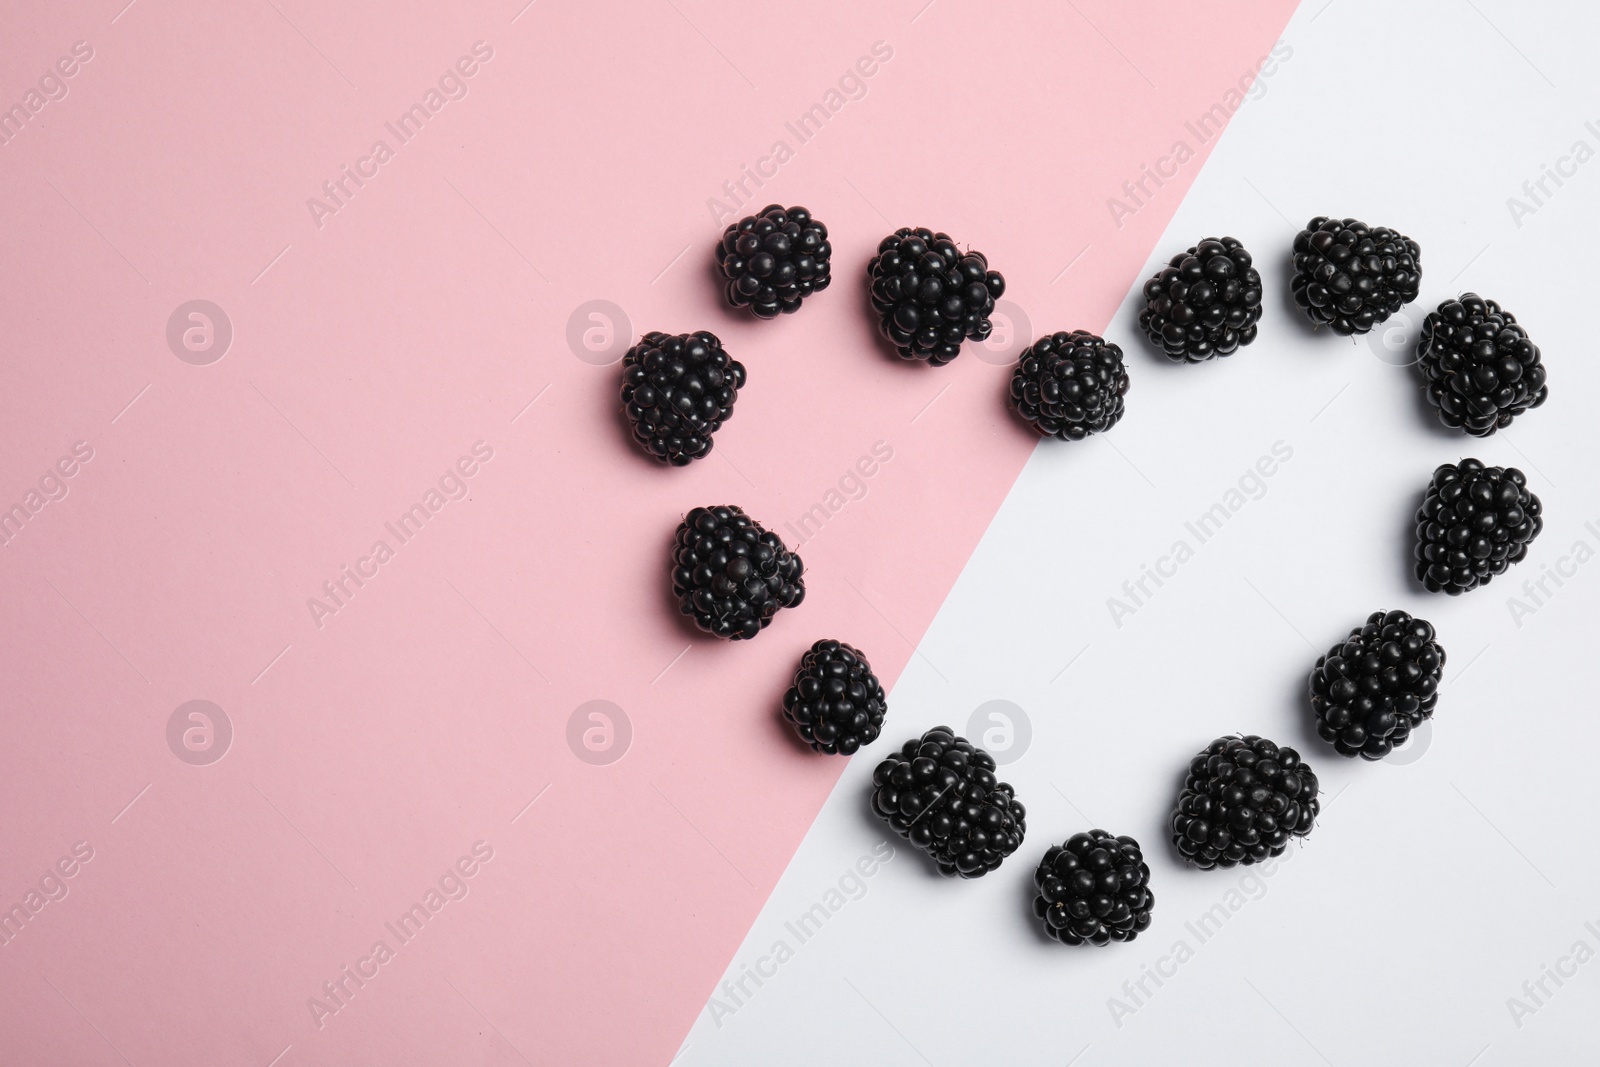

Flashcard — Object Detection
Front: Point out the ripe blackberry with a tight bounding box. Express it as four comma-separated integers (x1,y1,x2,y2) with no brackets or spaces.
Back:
1417,293,1548,436
1415,459,1542,595
782,640,886,755
1009,331,1130,440
1033,831,1153,946
620,331,745,465
1171,735,1319,870
716,205,832,318
1138,237,1263,362
1291,217,1421,335
1310,611,1445,760
671,506,804,640
871,726,1026,878
867,227,1005,366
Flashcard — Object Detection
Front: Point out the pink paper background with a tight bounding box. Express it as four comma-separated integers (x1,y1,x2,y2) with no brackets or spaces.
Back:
0,1,1296,1062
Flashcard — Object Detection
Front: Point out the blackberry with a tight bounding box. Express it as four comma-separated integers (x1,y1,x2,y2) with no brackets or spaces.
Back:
1171,735,1319,870
620,331,745,465
1310,611,1444,760
671,506,804,640
871,726,1026,878
782,640,886,755
1138,237,1263,362
1009,331,1130,440
1033,831,1153,946
1291,217,1421,335
867,227,1005,366
1417,293,1548,436
716,205,832,318
1415,459,1542,595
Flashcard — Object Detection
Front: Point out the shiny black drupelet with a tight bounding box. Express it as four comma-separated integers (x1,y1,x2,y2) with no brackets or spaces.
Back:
872,726,1026,878
867,227,1005,365
1417,293,1548,436
1291,216,1421,335
1310,610,1445,761
1009,330,1130,440
1414,459,1542,595
716,205,832,318
670,506,804,640
621,331,744,466
1138,236,1263,362
1033,830,1154,946
782,639,886,755
1171,735,1319,870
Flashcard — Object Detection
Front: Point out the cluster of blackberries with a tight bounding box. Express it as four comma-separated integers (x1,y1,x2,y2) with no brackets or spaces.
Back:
1290,217,1422,335
1033,831,1153,945
716,204,832,318
1138,236,1263,363
670,506,805,640
1131,219,1417,362
782,640,886,755
617,199,1560,958
867,227,1007,365
1418,293,1548,436
865,726,1164,946
1171,736,1321,870
1131,219,1551,439
1010,331,1130,440
1310,610,1444,760
871,726,1026,878
621,331,744,465
1415,459,1543,595
623,207,1019,470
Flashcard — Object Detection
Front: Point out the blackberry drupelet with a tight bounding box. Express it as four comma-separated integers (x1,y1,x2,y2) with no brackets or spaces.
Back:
1414,459,1543,595
867,227,1005,366
1033,830,1153,946
1417,293,1548,436
1171,735,1319,870
871,726,1026,878
670,506,804,640
1010,330,1130,440
1310,610,1445,760
620,331,745,466
716,205,832,318
782,639,886,755
1138,237,1263,362
1291,217,1421,335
